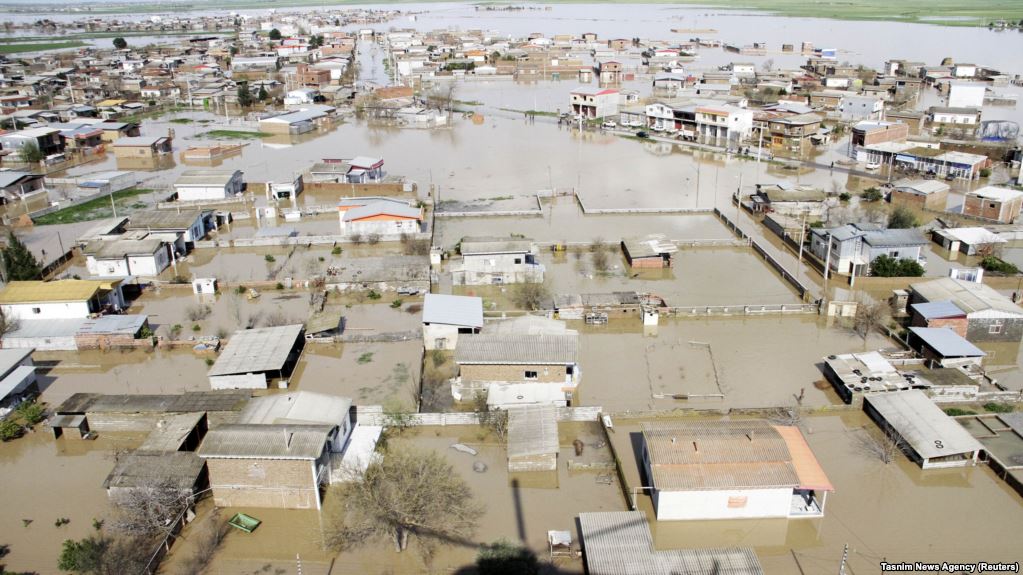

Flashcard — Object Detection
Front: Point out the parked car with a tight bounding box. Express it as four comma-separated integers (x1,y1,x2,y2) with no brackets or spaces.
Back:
865,161,882,171
636,131,649,139
602,121,617,129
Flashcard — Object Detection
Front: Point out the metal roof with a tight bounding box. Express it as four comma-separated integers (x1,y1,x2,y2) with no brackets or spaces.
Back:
911,301,966,320
137,412,206,452
911,278,1023,317
103,451,205,490
197,423,332,459
862,228,927,248
460,236,534,256
208,324,304,377
55,390,250,415
174,169,241,188
622,235,677,259
422,293,483,328
641,420,831,491
578,511,764,575
934,227,1006,246
0,171,41,189
0,279,116,304
0,365,36,400
126,209,205,231
893,179,951,195
0,348,33,377
77,314,148,335
967,186,1023,202
909,327,985,358
455,334,578,365
238,391,351,426
865,390,983,460
342,201,421,222
329,256,430,283
507,404,558,459
112,136,166,147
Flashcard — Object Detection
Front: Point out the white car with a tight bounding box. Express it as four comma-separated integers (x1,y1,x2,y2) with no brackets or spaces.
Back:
865,161,882,171
602,121,617,129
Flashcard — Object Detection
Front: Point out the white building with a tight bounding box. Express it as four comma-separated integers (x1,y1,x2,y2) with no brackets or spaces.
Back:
284,88,318,106
569,87,619,119
0,279,126,320
336,197,423,237
422,293,483,351
452,236,545,286
947,82,986,108
642,420,833,521
84,239,172,278
173,169,244,202
695,105,753,147
838,94,884,121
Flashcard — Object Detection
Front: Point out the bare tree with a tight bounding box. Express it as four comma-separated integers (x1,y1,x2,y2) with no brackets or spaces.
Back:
108,480,191,539
177,509,227,575
185,304,212,322
854,296,890,342
400,233,431,256
324,448,483,553
472,392,508,440
591,239,610,272
854,423,905,464
511,281,550,311
0,310,20,340
261,309,293,328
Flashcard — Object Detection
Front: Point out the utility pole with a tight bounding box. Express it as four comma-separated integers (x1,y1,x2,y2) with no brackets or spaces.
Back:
796,209,807,278
823,231,832,305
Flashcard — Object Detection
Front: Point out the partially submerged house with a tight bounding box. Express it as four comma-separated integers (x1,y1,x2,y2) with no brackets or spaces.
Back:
111,135,173,159
910,278,1023,342
0,348,37,419
889,179,949,211
809,223,927,276
83,238,172,277
907,327,986,368
578,511,764,575
863,390,983,469
621,235,676,268
173,169,244,202
452,333,580,406
931,227,1006,256
452,236,545,285
421,293,483,351
207,325,306,389
336,197,422,237
641,420,833,521
49,390,249,437
962,186,1023,224
750,184,826,217
0,279,126,320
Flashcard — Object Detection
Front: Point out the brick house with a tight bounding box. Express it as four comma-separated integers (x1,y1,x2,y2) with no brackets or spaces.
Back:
962,186,1023,223
910,278,1023,343
850,121,908,159
451,333,580,405
909,301,968,338
889,179,949,211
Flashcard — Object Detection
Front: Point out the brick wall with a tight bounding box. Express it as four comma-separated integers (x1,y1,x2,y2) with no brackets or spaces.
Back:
963,195,1022,223
206,458,320,509
460,363,569,384
911,315,968,338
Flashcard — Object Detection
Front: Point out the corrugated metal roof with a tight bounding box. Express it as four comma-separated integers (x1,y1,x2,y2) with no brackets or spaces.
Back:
0,365,35,399
0,348,33,376
909,327,985,358
103,451,205,490
174,169,241,188
863,228,927,248
865,390,983,460
774,425,834,491
507,404,558,459
77,314,148,335
84,238,164,258
455,334,578,365
911,301,966,320
197,423,332,459
138,412,206,452
642,420,803,490
208,325,304,377
126,209,205,231
578,511,764,575
342,201,421,222
56,390,249,415
911,278,1023,317
422,293,483,328
238,391,351,426
460,236,534,255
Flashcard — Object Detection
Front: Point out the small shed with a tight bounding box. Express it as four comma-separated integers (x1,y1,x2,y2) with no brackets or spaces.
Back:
907,327,985,368
621,235,677,268
421,293,483,350
208,325,305,389
507,404,559,472
910,301,968,337
863,390,983,469
103,451,207,499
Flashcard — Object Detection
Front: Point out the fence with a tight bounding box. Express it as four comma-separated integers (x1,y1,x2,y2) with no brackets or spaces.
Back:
354,405,603,426
663,303,818,316
715,208,815,301
435,193,544,218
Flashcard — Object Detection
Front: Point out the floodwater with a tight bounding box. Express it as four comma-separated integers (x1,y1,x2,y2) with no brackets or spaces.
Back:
576,315,889,411
607,412,1023,574
0,430,144,573
293,339,423,408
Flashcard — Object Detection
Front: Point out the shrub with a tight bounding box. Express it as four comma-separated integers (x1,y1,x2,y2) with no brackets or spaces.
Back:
983,402,1014,413
838,192,852,202
870,255,925,277
367,289,381,300
980,256,1019,275
264,254,276,263
331,246,342,255
357,352,374,364
235,285,246,295
861,187,883,202
192,324,201,332
0,418,23,441
367,233,381,245
16,401,45,425
276,282,285,290
185,304,212,321
205,358,215,366
979,167,992,178
390,299,403,308
943,407,976,416
170,324,183,339
888,206,918,229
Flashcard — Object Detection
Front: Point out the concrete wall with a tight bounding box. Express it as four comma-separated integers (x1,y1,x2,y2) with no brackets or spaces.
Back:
87,256,131,277
653,487,794,520
423,323,458,350
206,457,322,509
209,373,268,390
509,452,557,473
966,317,1023,343
2,301,92,320
890,189,947,211
343,218,420,237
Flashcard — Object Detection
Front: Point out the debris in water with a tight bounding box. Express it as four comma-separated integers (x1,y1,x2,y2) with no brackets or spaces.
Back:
473,461,488,473
451,443,478,455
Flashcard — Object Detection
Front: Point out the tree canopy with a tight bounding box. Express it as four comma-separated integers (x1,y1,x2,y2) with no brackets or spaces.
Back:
268,28,282,41
236,81,254,107
887,206,918,229
112,37,127,50
325,447,483,553
2,232,41,281
870,254,924,277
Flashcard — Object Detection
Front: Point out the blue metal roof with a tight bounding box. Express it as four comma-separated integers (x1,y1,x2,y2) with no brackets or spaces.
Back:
912,300,965,320
909,327,985,358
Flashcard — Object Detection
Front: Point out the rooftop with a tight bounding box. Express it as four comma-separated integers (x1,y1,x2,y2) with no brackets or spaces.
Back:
911,277,1023,317
238,391,351,426
578,511,764,575
967,186,1023,203
455,333,578,365
893,179,950,196
460,236,534,255
197,423,332,460
103,451,205,491
55,390,249,415
126,209,205,231
909,327,986,358
422,293,483,328
507,404,559,459
911,300,966,320
174,169,241,187
0,279,119,304
864,390,983,460
208,324,305,377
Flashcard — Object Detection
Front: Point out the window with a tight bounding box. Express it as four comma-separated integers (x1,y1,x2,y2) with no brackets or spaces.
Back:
989,321,1004,335
31,307,41,314
727,496,748,508
990,203,997,209
514,258,522,264
524,371,538,380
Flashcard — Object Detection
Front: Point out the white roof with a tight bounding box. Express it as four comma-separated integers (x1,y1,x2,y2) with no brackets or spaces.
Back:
937,227,1007,245
238,391,351,426
422,293,483,328
208,324,304,377
967,186,1023,202
865,390,983,460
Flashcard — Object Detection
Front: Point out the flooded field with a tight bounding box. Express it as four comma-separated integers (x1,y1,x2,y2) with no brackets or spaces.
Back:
575,316,889,411
607,412,1023,573
0,431,143,573
292,340,423,409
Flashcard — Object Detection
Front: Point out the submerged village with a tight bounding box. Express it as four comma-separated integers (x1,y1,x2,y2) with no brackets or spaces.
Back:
0,3,1023,575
